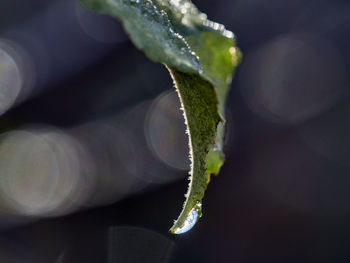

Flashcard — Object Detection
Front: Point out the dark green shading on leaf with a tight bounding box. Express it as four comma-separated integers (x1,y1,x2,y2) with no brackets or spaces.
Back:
79,0,241,234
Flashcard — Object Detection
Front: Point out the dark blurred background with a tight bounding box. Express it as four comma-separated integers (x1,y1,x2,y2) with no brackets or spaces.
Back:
0,0,349,262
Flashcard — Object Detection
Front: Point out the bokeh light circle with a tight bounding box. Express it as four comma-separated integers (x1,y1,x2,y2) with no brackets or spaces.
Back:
240,33,345,124
0,127,88,217
0,40,23,115
145,90,189,171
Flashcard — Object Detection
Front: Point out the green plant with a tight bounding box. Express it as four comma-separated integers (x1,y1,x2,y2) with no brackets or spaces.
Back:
79,0,241,234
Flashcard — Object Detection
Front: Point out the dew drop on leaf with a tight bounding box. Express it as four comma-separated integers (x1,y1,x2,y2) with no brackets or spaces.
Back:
172,202,202,234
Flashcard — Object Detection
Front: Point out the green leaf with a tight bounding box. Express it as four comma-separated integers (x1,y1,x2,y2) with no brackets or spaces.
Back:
79,0,241,234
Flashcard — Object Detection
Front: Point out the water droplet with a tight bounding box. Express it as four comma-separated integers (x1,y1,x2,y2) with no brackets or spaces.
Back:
129,0,140,4
173,202,202,234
